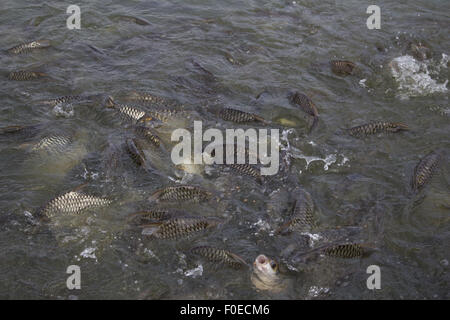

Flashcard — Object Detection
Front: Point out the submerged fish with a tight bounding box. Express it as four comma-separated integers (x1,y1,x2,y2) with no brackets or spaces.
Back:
409,42,431,61
149,185,213,203
126,91,179,107
132,125,161,148
105,96,147,123
30,135,73,154
141,217,221,239
37,189,112,218
7,40,51,55
127,208,176,225
290,92,319,131
348,121,409,137
8,70,48,81
411,150,442,193
191,246,248,269
277,187,316,234
0,124,41,139
323,243,369,259
125,138,147,166
293,242,375,263
114,15,150,26
219,108,267,124
144,108,185,123
251,254,288,293
37,95,85,107
229,164,262,182
330,60,356,75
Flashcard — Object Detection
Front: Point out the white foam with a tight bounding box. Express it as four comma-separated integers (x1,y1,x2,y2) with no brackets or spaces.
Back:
389,55,448,99
184,265,203,278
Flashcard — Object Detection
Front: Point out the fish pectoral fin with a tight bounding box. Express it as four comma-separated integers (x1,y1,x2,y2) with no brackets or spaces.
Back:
140,223,162,236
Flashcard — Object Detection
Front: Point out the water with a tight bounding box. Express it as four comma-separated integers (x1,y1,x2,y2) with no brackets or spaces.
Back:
0,0,448,299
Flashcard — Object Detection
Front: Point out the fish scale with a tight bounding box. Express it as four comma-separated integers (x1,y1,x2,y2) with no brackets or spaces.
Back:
411,150,442,193
39,95,84,106
219,108,266,123
330,60,356,75
38,191,112,218
229,164,261,180
7,40,51,55
277,188,316,234
348,121,409,137
290,92,319,131
149,185,212,203
191,246,247,269
144,217,220,239
8,71,48,81
324,243,365,258
31,135,73,154
133,126,161,147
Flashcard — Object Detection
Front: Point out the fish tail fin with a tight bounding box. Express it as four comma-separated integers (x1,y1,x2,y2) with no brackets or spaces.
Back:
105,96,115,108
309,116,319,132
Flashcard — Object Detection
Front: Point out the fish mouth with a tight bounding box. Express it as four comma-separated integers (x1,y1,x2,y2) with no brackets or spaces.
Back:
256,254,267,265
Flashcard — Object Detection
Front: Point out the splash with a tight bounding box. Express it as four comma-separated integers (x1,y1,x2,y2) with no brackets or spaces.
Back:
389,55,448,99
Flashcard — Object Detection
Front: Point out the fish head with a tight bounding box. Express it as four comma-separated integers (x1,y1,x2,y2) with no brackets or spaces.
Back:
253,254,279,277
391,122,409,132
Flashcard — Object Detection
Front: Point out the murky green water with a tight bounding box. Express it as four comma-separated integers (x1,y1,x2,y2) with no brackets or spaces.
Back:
0,0,448,299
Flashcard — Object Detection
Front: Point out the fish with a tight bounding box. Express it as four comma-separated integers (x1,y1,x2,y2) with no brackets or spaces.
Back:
148,185,213,203
132,125,161,148
191,246,248,269
143,108,184,123
126,91,179,107
219,108,268,124
348,121,409,137
125,138,147,166
30,135,73,154
292,242,375,263
251,254,288,293
224,52,241,66
229,164,262,182
127,208,176,225
330,60,356,75
323,243,368,259
37,187,112,218
115,15,150,26
276,187,316,234
0,124,41,139
105,96,150,123
290,92,319,131
411,150,442,193
409,42,431,61
7,40,51,55
37,95,85,107
8,70,48,81
141,217,221,239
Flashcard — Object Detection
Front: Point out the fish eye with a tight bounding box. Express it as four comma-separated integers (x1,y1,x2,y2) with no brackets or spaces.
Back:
270,261,278,271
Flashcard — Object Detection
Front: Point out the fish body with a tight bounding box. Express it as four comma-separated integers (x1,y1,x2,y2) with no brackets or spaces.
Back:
290,92,319,131
348,121,409,137
105,96,147,123
0,124,41,139
229,164,262,181
411,151,442,193
277,187,316,234
219,108,267,124
191,246,248,269
30,135,73,154
330,60,356,75
8,70,48,81
149,185,212,203
323,243,367,259
126,91,179,107
126,138,147,166
132,126,161,147
7,40,51,55
38,191,112,218
127,209,176,225
38,95,84,107
142,217,220,239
